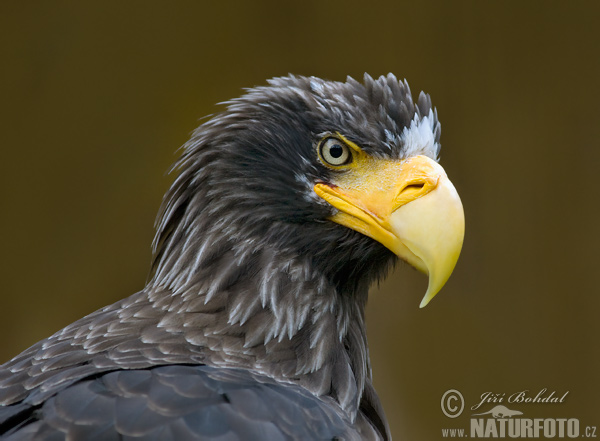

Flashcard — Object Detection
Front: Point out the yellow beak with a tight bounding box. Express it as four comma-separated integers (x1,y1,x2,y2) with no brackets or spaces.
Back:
314,155,464,307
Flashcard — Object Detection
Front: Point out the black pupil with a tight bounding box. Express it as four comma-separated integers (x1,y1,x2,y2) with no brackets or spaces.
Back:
329,144,344,159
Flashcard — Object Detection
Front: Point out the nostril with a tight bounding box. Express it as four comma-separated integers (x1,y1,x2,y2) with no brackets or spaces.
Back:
394,182,429,209
403,183,425,193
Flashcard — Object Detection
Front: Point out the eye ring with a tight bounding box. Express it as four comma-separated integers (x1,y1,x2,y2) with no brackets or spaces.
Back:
318,137,352,167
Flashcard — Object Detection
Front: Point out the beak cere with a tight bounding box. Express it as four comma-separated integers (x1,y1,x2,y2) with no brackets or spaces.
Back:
314,155,465,307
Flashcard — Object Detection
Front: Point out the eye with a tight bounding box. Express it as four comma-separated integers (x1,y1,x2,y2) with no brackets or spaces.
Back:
319,138,352,166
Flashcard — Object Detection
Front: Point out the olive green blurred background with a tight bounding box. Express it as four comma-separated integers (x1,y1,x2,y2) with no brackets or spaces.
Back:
1,1,599,439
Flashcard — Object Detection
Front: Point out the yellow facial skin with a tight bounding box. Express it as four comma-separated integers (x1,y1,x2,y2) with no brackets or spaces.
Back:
314,135,464,308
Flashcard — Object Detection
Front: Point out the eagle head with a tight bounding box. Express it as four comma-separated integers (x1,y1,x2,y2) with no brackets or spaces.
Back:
151,73,464,308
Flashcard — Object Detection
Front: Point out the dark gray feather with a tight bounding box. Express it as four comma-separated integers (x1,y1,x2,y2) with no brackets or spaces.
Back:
2,366,358,440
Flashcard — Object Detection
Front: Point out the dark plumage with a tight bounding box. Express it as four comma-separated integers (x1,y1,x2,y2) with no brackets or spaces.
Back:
0,74,443,440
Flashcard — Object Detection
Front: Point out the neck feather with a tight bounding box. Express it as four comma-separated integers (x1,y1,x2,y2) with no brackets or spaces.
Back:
148,237,370,418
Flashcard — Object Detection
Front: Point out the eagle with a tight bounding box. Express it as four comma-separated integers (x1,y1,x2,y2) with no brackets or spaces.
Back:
0,74,464,440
